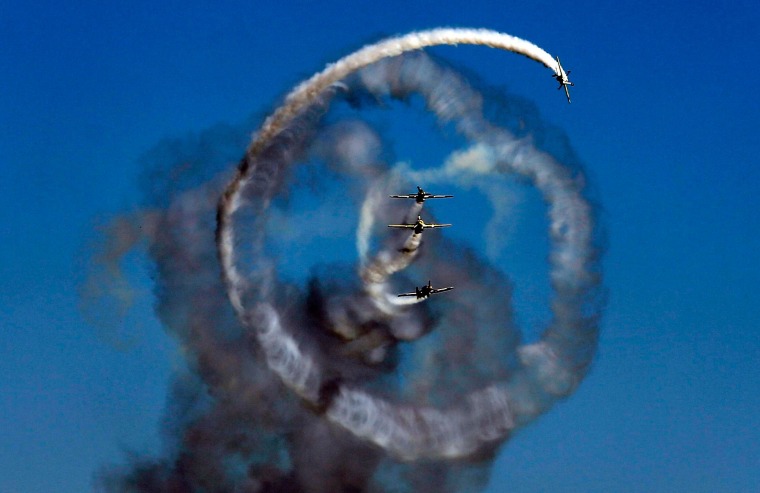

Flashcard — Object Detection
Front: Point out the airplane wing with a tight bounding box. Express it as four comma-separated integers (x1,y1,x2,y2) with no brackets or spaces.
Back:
397,292,418,297
425,223,452,229
430,287,454,294
389,194,415,199
388,224,415,229
426,194,453,199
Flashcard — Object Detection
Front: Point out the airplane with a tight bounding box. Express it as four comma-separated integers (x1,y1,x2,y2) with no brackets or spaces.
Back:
552,56,574,103
398,280,454,299
390,186,453,204
388,215,451,234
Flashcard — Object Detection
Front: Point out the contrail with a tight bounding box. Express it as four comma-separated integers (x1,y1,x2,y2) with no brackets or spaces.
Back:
215,28,602,462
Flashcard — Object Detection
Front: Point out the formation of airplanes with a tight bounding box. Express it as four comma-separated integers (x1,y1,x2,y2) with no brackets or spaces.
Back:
336,60,576,365
553,56,574,104
387,58,578,299
388,187,455,299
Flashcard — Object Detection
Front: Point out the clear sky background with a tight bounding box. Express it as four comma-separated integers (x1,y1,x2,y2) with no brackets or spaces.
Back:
2,1,758,492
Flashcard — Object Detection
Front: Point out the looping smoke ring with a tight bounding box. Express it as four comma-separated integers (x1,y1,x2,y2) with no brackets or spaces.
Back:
217,28,602,461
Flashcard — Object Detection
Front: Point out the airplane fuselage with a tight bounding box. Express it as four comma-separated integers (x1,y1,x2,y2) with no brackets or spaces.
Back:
553,56,573,104
415,187,426,203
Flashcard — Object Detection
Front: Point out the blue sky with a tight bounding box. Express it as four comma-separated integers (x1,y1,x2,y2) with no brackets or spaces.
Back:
2,1,758,492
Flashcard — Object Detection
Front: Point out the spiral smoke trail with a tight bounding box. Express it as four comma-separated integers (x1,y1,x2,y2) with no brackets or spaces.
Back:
217,27,601,461
219,28,561,316
92,28,603,493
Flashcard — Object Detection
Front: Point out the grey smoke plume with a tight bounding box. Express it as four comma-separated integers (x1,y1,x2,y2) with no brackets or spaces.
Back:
92,28,604,493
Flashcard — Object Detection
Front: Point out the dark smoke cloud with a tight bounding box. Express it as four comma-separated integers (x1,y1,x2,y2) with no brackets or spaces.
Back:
88,48,603,493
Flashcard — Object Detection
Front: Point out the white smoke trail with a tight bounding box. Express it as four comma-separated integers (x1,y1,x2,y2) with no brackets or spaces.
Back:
390,295,426,306
251,28,558,158
357,182,423,279
400,145,521,261
326,383,514,460
216,28,601,462
252,303,323,404
218,28,559,317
